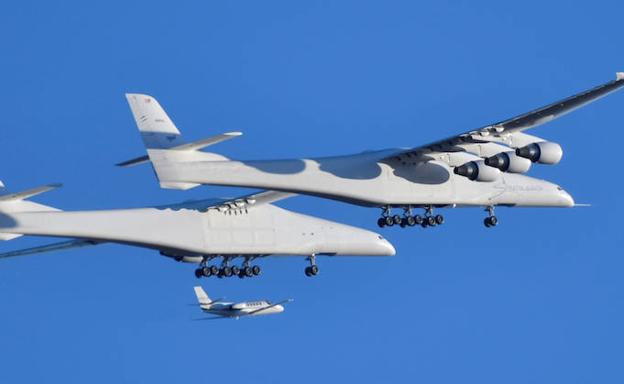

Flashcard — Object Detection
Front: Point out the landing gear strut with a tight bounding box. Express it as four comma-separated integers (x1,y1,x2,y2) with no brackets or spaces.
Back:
483,206,498,228
304,254,319,277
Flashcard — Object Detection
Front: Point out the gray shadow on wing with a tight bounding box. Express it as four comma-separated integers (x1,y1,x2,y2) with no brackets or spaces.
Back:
388,161,450,185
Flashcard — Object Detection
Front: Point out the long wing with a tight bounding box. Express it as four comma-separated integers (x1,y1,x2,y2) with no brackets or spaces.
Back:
0,239,102,259
245,299,294,316
386,73,624,161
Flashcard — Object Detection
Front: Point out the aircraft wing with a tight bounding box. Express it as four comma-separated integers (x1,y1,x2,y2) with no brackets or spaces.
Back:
245,299,294,316
0,239,102,259
385,73,624,161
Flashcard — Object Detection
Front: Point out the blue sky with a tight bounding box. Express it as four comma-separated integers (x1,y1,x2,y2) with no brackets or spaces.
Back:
1,1,623,383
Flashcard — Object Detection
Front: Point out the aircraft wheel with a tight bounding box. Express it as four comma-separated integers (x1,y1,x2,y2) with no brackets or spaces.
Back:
435,214,444,225
377,218,386,228
426,216,436,226
309,265,319,276
392,215,402,225
201,267,212,277
399,218,407,228
488,216,498,227
406,216,416,227
243,266,253,277
421,220,428,228
414,215,423,225
231,266,240,275
222,266,233,277
209,265,219,275
194,268,203,279
252,265,261,276
305,267,312,277
384,216,394,227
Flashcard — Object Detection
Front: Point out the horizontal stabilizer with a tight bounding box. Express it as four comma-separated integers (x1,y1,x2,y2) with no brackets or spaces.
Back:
0,184,62,202
0,239,101,259
117,132,242,167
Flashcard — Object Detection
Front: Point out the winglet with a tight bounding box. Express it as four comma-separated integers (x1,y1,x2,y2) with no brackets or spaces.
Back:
617,72,624,81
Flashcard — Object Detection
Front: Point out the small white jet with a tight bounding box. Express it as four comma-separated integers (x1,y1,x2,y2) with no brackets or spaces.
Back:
120,73,624,228
193,286,292,320
0,181,394,278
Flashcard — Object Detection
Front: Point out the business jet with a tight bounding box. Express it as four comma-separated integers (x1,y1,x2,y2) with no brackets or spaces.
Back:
193,286,292,319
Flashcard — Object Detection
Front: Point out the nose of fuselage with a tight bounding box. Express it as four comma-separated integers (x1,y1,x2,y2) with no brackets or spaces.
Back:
557,188,575,207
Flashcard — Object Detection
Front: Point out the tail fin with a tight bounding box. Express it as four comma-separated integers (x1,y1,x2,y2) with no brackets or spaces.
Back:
123,94,241,190
193,286,212,308
0,181,61,241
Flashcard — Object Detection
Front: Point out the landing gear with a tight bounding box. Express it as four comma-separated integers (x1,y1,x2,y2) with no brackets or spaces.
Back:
304,255,319,277
379,206,440,229
419,206,444,228
484,206,498,228
195,256,262,279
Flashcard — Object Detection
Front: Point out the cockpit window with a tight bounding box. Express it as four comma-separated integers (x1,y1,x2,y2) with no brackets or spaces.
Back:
377,235,384,240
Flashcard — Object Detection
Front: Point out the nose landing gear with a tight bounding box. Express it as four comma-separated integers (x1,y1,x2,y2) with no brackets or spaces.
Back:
304,255,319,277
484,206,498,228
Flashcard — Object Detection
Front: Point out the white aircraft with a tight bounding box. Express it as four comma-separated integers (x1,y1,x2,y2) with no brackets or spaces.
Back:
193,286,292,320
0,181,394,277
120,73,624,228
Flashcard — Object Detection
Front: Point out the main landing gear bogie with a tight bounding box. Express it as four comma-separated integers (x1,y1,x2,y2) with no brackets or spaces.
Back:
377,206,444,229
194,258,262,279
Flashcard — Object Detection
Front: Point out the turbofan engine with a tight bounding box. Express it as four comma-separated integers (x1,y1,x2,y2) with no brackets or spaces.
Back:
484,151,532,173
515,141,563,165
453,160,501,182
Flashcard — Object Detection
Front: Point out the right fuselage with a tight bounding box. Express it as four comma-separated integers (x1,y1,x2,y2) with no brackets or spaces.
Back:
152,149,574,208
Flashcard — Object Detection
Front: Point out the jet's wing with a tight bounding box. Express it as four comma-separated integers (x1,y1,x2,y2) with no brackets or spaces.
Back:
385,73,624,161
245,299,294,316
0,239,102,259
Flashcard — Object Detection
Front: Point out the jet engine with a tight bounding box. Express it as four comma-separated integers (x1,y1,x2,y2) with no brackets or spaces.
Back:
515,142,563,164
454,160,501,182
484,151,532,173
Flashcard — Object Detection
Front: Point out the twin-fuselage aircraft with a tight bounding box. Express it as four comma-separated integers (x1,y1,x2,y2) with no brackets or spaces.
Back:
1,73,622,281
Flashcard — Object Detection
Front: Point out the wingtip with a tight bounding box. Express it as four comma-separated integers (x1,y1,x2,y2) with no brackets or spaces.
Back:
225,131,243,137
616,72,624,81
47,183,63,189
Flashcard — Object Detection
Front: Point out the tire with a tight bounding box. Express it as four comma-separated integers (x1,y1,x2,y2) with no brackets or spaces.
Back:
231,266,240,275
484,218,491,227
244,266,253,277
305,267,312,277
201,267,212,277
209,266,219,275
377,218,386,228
194,269,203,279
385,216,394,227
427,216,436,226
392,215,402,225
414,215,423,225
489,216,498,226
223,267,232,277
310,265,319,276
406,216,416,226
252,265,261,276
435,214,444,225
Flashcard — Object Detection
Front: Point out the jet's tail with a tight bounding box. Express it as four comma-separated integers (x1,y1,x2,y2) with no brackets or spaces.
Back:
193,286,213,309
122,93,241,190
0,181,61,241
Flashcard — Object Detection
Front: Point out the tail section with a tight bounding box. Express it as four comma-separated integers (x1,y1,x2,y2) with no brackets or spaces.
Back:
0,181,61,241
193,286,212,309
123,94,241,190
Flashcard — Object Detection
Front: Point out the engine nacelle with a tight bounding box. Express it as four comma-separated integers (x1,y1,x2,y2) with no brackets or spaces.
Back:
484,151,532,173
515,142,563,165
454,160,501,182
